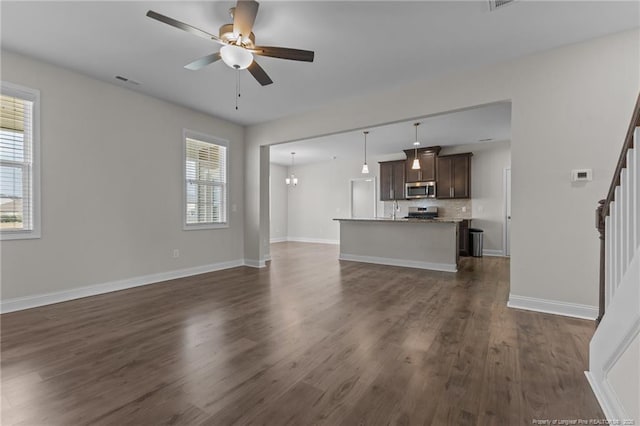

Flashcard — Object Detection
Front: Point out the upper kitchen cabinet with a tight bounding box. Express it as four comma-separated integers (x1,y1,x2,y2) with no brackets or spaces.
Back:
403,146,441,183
379,160,406,201
436,153,472,199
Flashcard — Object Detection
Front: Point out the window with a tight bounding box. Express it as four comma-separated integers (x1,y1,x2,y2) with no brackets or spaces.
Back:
184,130,228,229
1,82,40,240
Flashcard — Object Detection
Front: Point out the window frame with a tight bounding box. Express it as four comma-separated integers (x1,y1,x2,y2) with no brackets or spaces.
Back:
0,81,41,241
182,129,229,231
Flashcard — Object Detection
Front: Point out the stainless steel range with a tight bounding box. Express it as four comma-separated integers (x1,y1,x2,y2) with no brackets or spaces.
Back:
405,206,438,219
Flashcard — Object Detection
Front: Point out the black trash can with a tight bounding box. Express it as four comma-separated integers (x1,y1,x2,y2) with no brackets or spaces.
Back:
469,228,484,257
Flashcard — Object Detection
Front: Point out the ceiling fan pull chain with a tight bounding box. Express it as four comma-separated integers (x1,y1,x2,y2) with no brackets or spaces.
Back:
235,69,240,110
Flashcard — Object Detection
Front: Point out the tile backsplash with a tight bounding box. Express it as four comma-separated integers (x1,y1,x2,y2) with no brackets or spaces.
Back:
382,199,472,219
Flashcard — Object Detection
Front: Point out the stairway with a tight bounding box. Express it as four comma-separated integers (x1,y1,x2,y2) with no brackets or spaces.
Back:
587,93,640,422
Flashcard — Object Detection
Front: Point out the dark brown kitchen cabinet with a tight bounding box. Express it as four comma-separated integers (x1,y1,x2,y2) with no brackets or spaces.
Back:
379,160,406,201
459,219,470,256
403,146,440,183
436,153,472,199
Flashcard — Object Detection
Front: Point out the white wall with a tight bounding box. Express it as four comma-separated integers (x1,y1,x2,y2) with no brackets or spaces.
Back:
0,51,245,301
269,163,288,241
442,140,511,254
246,29,640,313
286,156,376,243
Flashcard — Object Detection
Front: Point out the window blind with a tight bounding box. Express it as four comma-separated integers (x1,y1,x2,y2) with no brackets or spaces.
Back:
185,136,227,226
0,94,33,232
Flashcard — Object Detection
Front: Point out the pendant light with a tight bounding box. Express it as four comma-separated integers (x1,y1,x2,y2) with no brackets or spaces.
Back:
285,152,298,186
361,131,370,174
411,122,421,170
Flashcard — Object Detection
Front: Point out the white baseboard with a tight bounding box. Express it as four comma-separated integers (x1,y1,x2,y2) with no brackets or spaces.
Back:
270,237,287,243
483,249,505,257
286,237,340,245
507,294,598,320
244,259,266,268
339,253,457,273
1,259,246,314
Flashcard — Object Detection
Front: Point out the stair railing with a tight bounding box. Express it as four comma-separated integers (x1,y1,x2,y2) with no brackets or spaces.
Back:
595,92,640,324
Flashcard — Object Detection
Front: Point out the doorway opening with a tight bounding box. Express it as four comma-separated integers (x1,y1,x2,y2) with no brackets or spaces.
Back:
350,177,377,219
504,167,511,257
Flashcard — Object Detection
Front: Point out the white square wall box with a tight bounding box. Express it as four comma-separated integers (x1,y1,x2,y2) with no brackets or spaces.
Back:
571,169,593,182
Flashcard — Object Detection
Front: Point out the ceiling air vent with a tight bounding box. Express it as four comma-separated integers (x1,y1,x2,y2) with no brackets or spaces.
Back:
115,75,140,86
489,0,516,11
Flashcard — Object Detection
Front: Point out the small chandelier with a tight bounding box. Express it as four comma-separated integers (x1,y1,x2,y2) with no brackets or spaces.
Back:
361,131,370,174
285,152,298,186
411,122,421,170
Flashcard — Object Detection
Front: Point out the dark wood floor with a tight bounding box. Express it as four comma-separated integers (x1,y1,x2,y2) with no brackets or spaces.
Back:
1,242,602,425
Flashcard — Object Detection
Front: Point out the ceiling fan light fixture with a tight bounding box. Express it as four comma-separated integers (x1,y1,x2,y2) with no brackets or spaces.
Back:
220,44,253,70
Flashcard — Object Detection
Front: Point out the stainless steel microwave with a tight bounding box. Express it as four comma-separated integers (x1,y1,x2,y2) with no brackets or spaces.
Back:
405,181,436,199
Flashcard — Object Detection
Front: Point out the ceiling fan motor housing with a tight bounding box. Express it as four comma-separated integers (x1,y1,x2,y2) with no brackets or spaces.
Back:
219,23,255,48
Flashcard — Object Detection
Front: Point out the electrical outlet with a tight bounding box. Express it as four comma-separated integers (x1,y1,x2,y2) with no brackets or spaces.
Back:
172,249,180,258
462,206,467,213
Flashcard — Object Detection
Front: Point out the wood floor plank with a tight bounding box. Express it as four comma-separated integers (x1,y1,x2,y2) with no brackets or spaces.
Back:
240,381,326,426
0,242,603,425
476,297,523,426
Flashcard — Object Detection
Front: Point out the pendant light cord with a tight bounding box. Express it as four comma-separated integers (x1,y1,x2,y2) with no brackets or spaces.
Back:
414,123,419,159
364,131,368,164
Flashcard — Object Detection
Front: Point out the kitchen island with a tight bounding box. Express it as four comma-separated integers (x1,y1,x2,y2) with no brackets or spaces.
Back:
333,218,462,272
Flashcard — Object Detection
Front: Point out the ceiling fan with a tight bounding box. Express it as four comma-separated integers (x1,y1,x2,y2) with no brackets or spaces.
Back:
146,0,315,86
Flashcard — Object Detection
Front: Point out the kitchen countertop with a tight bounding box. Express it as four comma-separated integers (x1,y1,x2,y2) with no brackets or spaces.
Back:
333,217,465,223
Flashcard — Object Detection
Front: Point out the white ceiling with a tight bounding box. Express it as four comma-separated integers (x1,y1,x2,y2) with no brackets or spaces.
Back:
2,1,638,126
270,102,511,166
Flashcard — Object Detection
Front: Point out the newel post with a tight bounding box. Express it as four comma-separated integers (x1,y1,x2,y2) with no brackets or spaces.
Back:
596,199,606,325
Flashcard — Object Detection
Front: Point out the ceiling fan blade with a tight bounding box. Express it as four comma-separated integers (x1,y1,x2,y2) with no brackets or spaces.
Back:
146,10,223,44
247,60,273,86
184,52,221,70
252,46,314,62
233,0,259,39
